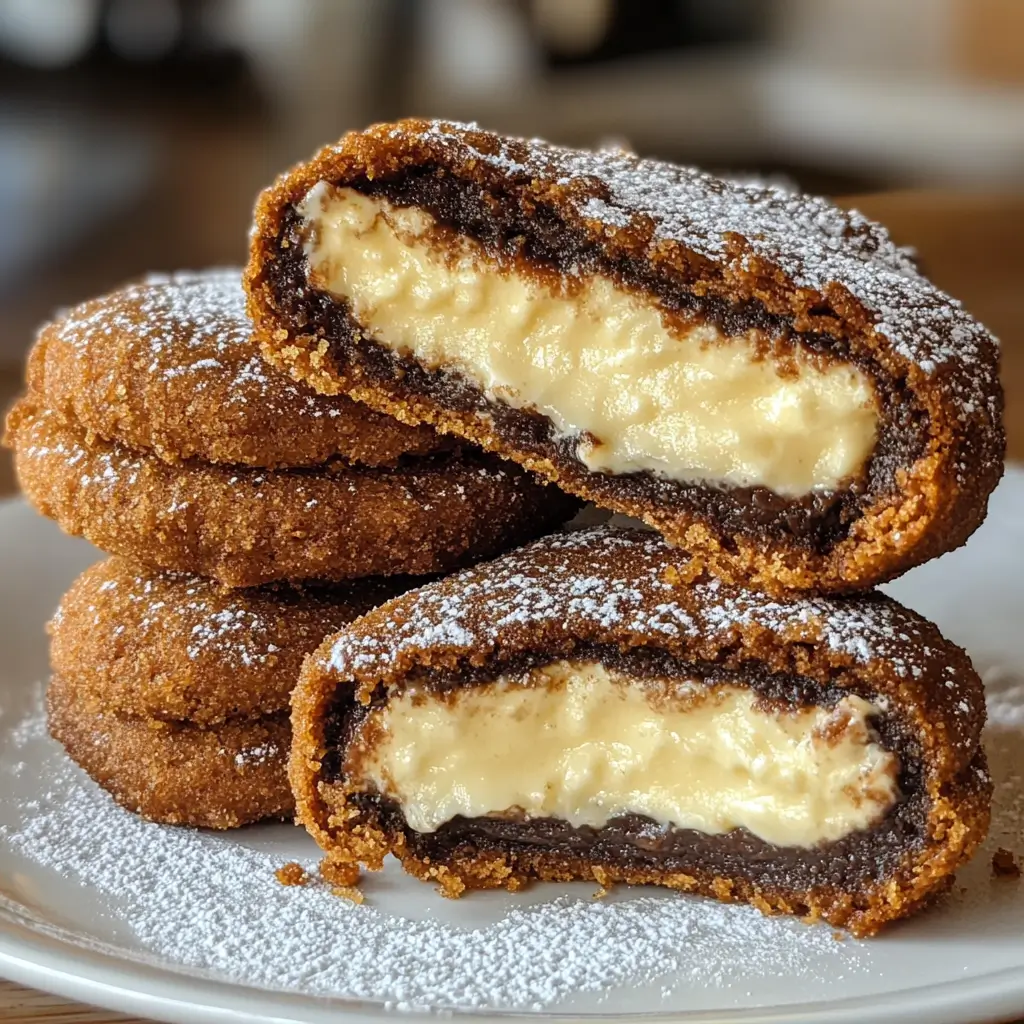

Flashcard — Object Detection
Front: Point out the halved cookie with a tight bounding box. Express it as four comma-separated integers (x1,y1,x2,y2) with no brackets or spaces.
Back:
247,119,1004,594
291,527,991,936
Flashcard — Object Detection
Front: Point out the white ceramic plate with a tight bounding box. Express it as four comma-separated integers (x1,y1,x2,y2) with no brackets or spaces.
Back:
1,474,1023,1024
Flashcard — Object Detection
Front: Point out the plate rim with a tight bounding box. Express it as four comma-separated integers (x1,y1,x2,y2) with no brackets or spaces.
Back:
2,900,1024,1024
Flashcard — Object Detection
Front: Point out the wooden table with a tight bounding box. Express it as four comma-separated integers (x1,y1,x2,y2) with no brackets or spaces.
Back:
1,191,1023,1023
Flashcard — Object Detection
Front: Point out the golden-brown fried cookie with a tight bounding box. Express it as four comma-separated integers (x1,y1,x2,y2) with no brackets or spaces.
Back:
292,526,990,936
247,119,1004,595
27,268,443,468
48,674,292,829
7,399,580,587
50,558,407,725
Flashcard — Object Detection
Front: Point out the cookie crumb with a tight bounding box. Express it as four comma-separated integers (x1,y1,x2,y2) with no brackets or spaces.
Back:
275,861,309,887
992,848,1021,879
662,559,703,587
320,858,361,887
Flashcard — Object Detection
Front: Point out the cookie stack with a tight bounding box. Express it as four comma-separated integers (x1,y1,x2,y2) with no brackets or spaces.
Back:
3,118,1009,936
4,268,578,827
248,121,1006,934
46,560,397,828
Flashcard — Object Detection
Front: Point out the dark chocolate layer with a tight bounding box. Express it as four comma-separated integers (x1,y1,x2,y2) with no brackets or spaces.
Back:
359,794,927,892
325,645,927,890
269,173,927,551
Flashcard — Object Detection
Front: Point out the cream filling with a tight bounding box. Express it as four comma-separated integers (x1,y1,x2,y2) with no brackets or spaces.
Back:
346,661,899,849
299,184,879,497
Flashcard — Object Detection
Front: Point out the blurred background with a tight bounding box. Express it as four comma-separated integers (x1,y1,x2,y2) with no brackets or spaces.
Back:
1,0,1023,488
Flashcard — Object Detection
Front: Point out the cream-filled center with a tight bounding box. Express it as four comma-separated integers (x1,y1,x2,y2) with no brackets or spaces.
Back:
300,184,879,497
344,661,899,848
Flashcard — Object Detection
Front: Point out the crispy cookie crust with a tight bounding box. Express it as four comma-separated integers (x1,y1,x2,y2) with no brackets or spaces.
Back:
6,399,579,587
50,558,405,725
290,527,991,936
28,269,443,468
247,119,1004,595
48,674,292,829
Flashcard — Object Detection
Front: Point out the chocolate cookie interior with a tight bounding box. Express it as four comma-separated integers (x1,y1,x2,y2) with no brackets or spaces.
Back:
327,648,921,890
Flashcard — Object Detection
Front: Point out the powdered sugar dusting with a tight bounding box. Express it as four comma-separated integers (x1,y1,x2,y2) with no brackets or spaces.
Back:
49,268,348,422
234,742,281,767
329,526,971,700
63,565,296,671
984,665,1024,729
364,121,1000,452
408,122,994,373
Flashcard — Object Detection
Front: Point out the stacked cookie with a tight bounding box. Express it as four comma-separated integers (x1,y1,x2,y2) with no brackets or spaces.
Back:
248,121,1006,933
4,267,578,827
46,560,398,828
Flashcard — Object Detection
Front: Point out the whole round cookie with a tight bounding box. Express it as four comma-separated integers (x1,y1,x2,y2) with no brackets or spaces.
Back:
48,674,291,829
8,400,579,587
50,558,406,725
26,268,443,468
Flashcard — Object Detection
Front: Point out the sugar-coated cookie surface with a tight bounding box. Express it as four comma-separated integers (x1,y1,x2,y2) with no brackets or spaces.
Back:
247,119,1004,595
49,558,407,725
291,527,990,937
48,674,292,829
7,399,579,587
27,268,444,468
